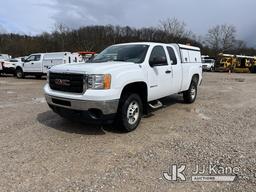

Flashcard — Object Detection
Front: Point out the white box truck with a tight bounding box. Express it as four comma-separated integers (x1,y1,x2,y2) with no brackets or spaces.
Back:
16,52,81,79
44,42,202,132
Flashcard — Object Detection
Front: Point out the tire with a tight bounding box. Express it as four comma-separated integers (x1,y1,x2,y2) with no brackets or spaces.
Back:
35,75,42,79
114,93,143,132
16,68,24,79
183,80,198,104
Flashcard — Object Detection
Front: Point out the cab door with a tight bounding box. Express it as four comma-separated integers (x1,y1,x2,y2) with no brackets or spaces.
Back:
147,45,173,101
23,55,42,72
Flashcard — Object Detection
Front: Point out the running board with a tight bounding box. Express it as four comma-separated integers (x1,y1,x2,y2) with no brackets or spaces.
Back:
148,100,163,109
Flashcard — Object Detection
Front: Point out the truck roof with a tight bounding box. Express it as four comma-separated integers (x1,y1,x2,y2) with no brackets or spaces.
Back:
177,44,200,51
29,52,71,55
111,42,200,51
236,55,256,59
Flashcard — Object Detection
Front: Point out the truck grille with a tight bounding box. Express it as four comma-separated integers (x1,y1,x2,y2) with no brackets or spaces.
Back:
49,73,85,93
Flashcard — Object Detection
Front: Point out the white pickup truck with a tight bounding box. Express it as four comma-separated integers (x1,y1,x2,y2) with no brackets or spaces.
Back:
44,42,202,132
202,58,215,72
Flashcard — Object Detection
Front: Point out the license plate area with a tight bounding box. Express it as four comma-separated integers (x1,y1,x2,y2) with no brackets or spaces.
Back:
52,98,71,107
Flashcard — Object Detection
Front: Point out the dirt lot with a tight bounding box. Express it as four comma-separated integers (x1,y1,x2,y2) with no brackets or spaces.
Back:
0,73,256,192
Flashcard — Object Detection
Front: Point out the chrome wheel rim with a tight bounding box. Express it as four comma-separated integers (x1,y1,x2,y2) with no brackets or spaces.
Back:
190,86,196,100
127,100,139,125
17,71,21,78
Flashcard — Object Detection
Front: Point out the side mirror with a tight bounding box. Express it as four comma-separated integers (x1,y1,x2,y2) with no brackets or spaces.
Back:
149,57,167,67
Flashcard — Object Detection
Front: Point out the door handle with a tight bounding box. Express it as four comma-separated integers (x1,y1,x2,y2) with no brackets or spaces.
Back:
165,70,172,74
31,63,34,65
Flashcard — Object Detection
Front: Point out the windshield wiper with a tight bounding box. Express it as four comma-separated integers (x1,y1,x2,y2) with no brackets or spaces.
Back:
112,59,126,62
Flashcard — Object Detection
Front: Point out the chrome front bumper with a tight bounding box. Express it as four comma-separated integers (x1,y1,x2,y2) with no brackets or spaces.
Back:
45,94,119,115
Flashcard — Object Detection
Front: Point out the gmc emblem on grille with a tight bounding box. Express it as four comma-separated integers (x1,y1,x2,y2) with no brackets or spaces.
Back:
54,79,71,86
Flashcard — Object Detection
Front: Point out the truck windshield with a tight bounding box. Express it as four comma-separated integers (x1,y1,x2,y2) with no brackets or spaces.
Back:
202,59,214,63
90,44,149,63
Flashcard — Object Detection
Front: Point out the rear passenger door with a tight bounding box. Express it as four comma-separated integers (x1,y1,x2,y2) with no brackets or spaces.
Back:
167,46,182,93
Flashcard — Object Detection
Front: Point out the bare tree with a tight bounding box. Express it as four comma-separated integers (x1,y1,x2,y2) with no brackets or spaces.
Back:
206,24,236,53
53,23,69,34
1,23,255,57
235,40,247,50
159,17,192,39
53,23,70,51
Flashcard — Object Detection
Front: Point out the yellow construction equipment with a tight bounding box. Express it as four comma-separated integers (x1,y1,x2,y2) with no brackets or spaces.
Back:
250,57,256,73
216,53,256,73
215,53,236,72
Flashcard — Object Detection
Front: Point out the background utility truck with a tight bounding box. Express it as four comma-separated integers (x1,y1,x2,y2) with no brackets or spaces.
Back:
44,42,202,132
16,52,82,79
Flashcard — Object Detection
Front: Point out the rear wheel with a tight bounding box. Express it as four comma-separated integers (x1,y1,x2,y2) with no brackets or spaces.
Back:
16,68,24,79
183,80,198,104
115,93,143,132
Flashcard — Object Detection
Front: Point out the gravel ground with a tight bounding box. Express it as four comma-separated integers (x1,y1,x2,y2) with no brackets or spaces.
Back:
0,73,256,192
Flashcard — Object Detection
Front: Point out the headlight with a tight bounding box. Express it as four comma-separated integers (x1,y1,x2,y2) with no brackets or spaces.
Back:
87,74,111,90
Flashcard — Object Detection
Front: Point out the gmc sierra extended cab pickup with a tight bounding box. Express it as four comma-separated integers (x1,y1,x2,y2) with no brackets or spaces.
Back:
44,42,202,132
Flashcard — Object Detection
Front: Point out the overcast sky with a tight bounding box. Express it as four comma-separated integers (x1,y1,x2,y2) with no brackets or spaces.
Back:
0,0,255,47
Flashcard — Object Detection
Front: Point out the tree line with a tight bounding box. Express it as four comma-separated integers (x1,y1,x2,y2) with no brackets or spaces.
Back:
0,18,255,58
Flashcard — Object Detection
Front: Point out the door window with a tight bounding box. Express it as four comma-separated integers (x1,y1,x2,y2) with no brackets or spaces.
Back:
149,46,167,66
34,55,41,61
26,55,36,62
167,47,177,65
26,55,41,62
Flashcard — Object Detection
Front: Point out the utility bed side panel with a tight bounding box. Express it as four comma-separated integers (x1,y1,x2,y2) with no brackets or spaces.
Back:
180,62,202,91
179,46,202,91
42,59,66,73
168,43,202,91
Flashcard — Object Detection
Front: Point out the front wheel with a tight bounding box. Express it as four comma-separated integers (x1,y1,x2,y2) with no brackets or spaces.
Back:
115,93,143,132
16,68,24,79
183,81,198,104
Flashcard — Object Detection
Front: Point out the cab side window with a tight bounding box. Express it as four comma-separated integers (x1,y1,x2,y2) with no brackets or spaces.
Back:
34,55,41,61
149,46,167,66
167,47,177,65
26,55,35,62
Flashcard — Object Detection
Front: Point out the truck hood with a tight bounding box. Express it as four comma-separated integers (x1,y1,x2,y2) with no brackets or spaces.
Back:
49,61,138,74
